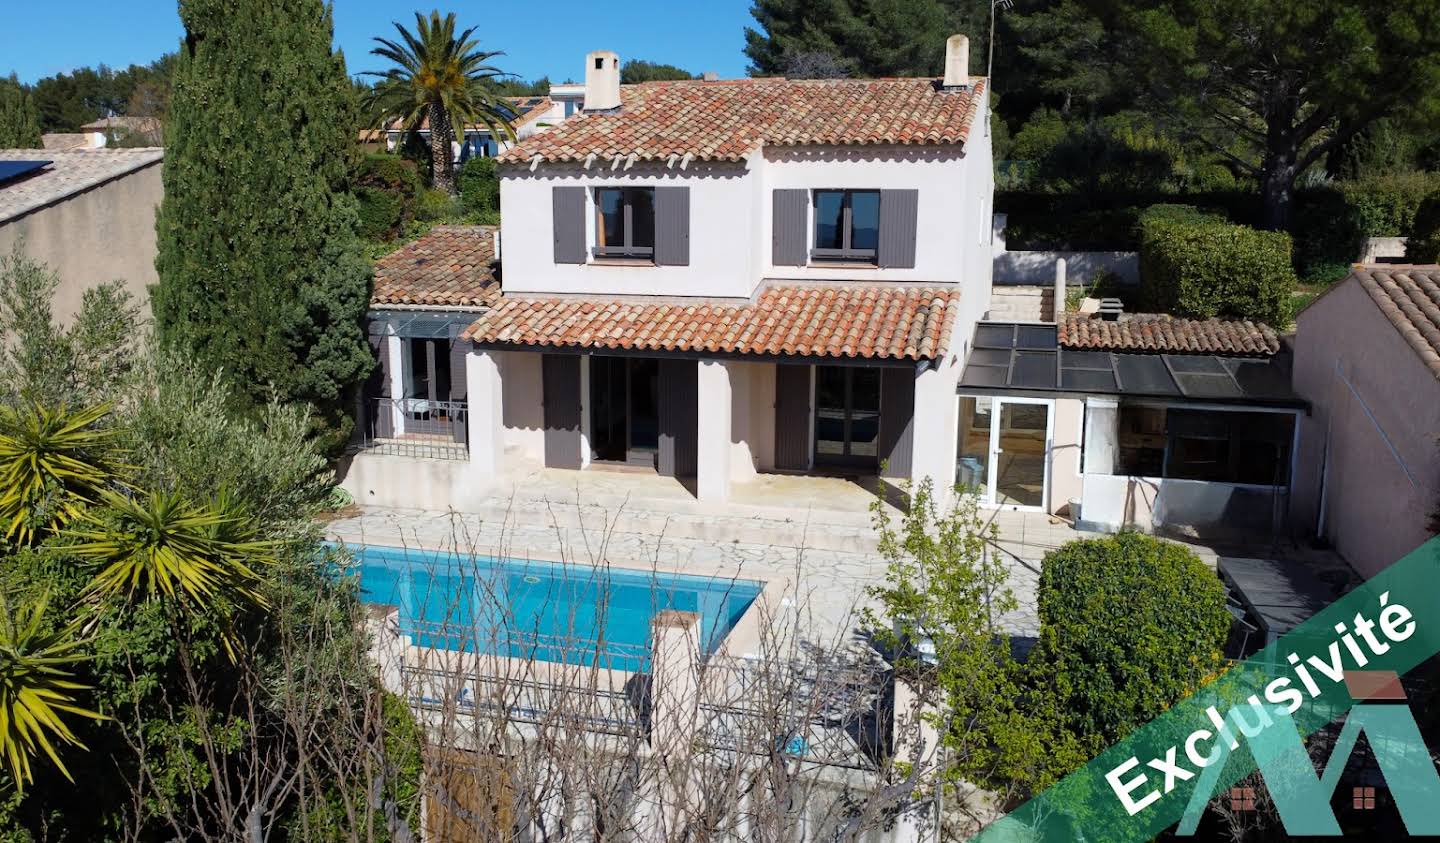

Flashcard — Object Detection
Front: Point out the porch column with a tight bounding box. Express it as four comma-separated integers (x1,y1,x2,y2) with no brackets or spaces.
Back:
696,359,733,502
467,348,504,476
910,361,960,506
385,324,405,434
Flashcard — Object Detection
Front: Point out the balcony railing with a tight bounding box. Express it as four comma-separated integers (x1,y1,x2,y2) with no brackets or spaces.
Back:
355,397,469,460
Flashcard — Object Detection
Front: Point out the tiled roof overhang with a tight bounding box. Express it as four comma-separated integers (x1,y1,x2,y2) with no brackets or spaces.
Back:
462,284,960,363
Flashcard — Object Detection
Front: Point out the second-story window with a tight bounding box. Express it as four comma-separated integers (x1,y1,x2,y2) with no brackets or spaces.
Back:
594,187,655,259
812,189,880,262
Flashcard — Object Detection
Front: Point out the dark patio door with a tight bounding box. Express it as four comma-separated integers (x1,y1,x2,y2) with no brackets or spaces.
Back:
588,356,660,465
814,366,881,468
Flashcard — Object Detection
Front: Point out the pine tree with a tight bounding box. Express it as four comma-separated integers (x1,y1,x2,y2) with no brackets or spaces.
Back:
153,0,373,454
0,75,43,148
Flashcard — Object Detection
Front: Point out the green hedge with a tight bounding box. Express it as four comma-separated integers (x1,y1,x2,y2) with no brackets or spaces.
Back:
456,157,499,216
354,154,422,241
1026,533,1230,748
1139,205,1295,325
355,187,404,242
1406,192,1440,263
1337,172,1440,237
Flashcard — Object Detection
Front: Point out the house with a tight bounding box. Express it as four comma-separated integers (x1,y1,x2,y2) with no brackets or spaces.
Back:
346,37,994,508
42,133,104,151
0,148,163,321
1291,266,1440,577
79,115,164,147
372,96,563,163
957,311,1306,536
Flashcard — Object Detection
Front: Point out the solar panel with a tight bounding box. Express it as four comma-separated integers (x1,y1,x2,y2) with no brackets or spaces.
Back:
1114,354,1180,395
1011,351,1058,388
1165,355,1226,374
1016,325,1058,349
960,365,1008,388
1174,373,1242,398
974,324,1015,348
1060,350,1112,370
0,160,51,184
967,348,1011,366
1061,369,1117,391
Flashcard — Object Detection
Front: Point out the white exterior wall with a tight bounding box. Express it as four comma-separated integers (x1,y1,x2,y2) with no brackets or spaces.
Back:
727,361,775,478
467,349,505,477
912,333,964,504
499,161,757,298
697,360,735,501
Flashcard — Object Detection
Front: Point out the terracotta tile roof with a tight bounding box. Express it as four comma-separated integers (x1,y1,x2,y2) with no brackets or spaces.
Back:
381,96,554,134
41,133,93,150
372,225,500,309
497,77,987,165
1059,312,1280,356
1351,266,1440,379
462,284,960,361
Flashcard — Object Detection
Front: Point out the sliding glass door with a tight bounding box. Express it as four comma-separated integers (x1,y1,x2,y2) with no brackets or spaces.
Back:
957,396,1053,509
814,366,880,468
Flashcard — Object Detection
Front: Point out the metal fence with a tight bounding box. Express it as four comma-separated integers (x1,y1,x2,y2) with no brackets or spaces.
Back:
697,653,889,771
355,397,469,460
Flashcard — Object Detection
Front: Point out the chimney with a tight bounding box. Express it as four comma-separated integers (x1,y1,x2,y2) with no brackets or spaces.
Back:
942,34,970,89
584,50,621,111
702,71,719,82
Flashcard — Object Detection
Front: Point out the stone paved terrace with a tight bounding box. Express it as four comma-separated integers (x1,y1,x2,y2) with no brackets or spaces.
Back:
326,465,1356,651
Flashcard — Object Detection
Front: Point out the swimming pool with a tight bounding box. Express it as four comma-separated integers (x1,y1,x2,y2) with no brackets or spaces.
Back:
343,545,763,672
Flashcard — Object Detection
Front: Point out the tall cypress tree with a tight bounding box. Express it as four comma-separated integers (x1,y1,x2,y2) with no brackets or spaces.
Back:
154,0,372,453
0,74,43,148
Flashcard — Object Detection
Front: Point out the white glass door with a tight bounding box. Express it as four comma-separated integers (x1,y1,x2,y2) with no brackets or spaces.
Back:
957,396,1053,510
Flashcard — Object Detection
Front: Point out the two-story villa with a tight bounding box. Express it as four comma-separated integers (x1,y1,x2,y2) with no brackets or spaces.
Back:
350,37,993,509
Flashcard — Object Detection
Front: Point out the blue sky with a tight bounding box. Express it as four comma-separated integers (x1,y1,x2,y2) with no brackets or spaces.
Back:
2,0,758,84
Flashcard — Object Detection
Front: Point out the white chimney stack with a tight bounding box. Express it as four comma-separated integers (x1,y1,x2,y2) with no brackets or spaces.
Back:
584,50,621,111
943,34,970,89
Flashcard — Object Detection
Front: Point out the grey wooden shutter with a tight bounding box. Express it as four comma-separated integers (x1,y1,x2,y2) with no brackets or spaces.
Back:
772,189,808,267
365,321,393,439
773,364,812,470
553,187,587,264
448,336,469,444
541,354,583,468
878,368,915,478
657,359,698,478
654,186,690,266
878,189,919,269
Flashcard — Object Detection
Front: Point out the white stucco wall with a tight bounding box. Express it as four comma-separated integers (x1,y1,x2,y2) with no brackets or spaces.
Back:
726,360,774,479
499,160,756,298
697,359,734,501
1048,398,1085,516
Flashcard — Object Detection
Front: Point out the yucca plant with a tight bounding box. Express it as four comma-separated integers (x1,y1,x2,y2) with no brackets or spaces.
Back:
0,591,103,788
0,402,118,546
66,490,276,612
365,11,515,193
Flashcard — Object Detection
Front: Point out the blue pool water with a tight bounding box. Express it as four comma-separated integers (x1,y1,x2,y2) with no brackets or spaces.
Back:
343,545,762,672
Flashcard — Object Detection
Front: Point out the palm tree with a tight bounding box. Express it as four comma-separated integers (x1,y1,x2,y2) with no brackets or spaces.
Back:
365,11,516,194
0,403,118,547
0,591,104,788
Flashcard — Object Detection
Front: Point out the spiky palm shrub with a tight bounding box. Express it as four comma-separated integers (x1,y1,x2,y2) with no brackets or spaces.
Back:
68,490,274,611
0,403,118,547
366,11,515,193
0,592,102,788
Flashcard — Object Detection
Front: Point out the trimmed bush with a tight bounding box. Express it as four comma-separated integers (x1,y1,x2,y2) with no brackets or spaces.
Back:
1407,192,1440,263
1337,172,1440,237
456,156,500,216
1026,532,1230,748
355,187,404,242
1139,207,1295,325
415,188,460,221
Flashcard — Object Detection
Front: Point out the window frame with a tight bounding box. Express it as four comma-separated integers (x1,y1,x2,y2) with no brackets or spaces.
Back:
593,186,656,260
810,189,880,263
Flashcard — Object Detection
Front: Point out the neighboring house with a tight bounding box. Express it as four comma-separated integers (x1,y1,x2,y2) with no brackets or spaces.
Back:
1291,266,1440,577
956,312,1305,536
80,116,165,147
0,148,164,321
347,39,994,508
372,96,563,163
42,133,104,151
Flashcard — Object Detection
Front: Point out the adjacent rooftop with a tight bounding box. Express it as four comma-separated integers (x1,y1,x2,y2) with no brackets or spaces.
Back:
463,283,960,362
1347,266,1440,379
371,225,500,309
960,319,1302,406
496,76,987,165
0,148,164,225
